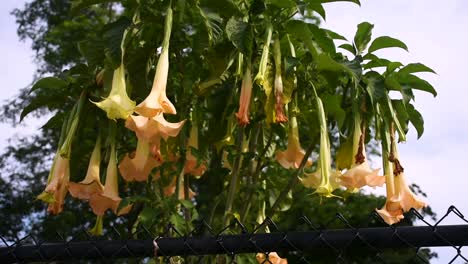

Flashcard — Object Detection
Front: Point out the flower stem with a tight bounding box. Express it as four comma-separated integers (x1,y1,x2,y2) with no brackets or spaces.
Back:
267,142,315,216
223,126,244,226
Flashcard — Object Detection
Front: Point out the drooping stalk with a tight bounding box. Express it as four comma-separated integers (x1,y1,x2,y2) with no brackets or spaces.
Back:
223,127,244,226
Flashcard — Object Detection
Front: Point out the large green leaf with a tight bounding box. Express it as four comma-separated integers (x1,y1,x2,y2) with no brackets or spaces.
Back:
78,39,105,67
407,103,424,139
309,24,336,54
399,63,437,75
368,36,408,53
29,77,68,93
304,2,326,20
285,20,319,59
226,17,253,57
338,43,356,55
365,71,386,105
316,54,361,80
398,73,437,97
354,22,373,54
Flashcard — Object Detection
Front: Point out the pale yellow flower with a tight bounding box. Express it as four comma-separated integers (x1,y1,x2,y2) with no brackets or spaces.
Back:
93,65,136,120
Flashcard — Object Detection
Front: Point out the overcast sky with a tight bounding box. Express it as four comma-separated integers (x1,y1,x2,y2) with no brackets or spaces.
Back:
1,0,467,262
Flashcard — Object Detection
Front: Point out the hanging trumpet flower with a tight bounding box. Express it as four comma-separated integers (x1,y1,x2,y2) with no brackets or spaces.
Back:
273,35,288,124
376,132,404,225
38,95,84,214
340,111,384,191
89,128,132,216
254,23,272,86
184,120,206,177
376,125,426,225
235,60,253,126
93,64,136,120
135,5,176,117
301,85,339,198
119,138,161,182
276,105,312,169
69,135,104,199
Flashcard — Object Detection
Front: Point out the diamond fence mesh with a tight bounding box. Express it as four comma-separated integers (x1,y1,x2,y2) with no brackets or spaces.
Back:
1,206,467,263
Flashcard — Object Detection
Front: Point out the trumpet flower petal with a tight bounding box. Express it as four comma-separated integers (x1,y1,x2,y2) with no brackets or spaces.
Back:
89,143,131,216
69,137,104,200
37,155,70,214
275,115,311,169
125,114,185,143
184,123,206,177
340,162,384,190
119,139,161,182
93,65,136,120
394,172,426,212
340,112,384,190
256,252,288,264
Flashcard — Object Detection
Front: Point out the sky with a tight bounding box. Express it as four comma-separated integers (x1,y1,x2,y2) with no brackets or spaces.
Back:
1,0,467,263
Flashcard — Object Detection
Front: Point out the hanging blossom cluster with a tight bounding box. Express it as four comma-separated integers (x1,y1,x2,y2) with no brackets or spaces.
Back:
37,6,205,235
32,3,435,262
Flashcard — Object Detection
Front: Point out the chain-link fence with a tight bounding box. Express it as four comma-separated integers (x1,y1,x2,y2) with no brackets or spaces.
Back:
1,206,467,263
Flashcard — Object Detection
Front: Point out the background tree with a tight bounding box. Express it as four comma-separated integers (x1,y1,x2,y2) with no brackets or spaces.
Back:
1,0,436,262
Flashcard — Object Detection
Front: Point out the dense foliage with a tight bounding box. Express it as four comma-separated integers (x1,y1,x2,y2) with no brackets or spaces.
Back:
1,0,438,262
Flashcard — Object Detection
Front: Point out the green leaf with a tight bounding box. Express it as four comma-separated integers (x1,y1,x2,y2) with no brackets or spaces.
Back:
368,36,408,53
316,54,361,80
386,61,403,74
338,43,356,55
285,20,319,59
365,71,386,105
323,29,347,41
180,199,194,209
407,104,424,138
322,94,345,128
363,54,391,69
308,24,336,54
102,17,131,69
305,2,326,20
78,39,105,67
399,63,436,75
398,73,437,97
393,99,409,135
226,17,253,57
30,77,68,93
354,22,374,54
